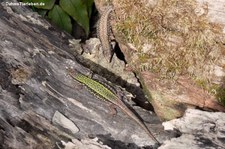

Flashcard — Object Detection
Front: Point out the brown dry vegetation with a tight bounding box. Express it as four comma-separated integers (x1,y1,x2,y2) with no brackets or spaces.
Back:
112,0,225,106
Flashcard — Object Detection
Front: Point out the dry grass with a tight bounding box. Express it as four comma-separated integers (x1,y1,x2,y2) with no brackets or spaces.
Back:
114,0,224,79
113,0,225,105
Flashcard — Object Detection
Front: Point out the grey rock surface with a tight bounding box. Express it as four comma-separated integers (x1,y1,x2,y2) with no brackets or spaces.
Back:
161,109,225,149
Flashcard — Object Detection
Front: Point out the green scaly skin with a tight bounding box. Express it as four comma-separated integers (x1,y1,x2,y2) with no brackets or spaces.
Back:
67,69,160,144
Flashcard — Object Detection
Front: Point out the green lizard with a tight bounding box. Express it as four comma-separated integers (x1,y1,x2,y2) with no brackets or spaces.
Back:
67,68,160,144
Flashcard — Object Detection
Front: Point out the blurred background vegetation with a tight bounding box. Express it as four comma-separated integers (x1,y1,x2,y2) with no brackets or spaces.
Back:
21,0,94,35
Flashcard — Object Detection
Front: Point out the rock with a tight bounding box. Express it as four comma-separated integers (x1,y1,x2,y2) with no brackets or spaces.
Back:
60,138,111,149
141,72,225,121
161,109,225,149
111,0,225,120
52,111,79,134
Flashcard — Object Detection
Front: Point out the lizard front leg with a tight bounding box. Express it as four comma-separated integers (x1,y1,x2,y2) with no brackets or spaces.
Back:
109,103,118,116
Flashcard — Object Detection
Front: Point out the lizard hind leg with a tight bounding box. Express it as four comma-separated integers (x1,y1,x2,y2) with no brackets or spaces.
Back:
109,104,118,116
97,43,110,62
108,40,117,63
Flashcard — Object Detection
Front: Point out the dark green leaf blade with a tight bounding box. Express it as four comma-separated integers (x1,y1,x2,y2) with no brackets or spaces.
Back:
59,0,90,35
37,9,48,16
84,0,94,18
48,5,72,33
21,0,56,10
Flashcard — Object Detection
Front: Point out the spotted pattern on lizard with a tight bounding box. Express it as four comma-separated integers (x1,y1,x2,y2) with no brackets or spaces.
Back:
97,6,114,62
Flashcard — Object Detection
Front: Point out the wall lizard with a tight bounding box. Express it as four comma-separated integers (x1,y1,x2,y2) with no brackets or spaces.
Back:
67,68,160,144
97,6,114,62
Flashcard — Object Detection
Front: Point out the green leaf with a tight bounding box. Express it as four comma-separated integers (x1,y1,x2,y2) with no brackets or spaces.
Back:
21,0,36,11
21,0,55,10
34,0,55,9
59,0,90,35
48,5,72,33
84,0,94,18
31,0,55,10
37,9,48,16
21,0,27,1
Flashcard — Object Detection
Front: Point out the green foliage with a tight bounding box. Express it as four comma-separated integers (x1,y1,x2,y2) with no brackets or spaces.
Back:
215,87,225,106
21,0,94,36
36,9,48,16
48,5,72,33
59,0,92,35
33,0,55,9
84,0,94,18
21,0,55,10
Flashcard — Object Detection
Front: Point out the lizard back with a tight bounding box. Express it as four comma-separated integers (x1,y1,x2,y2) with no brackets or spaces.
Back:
97,6,114,62
67,70,160,144
71,73,118,101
